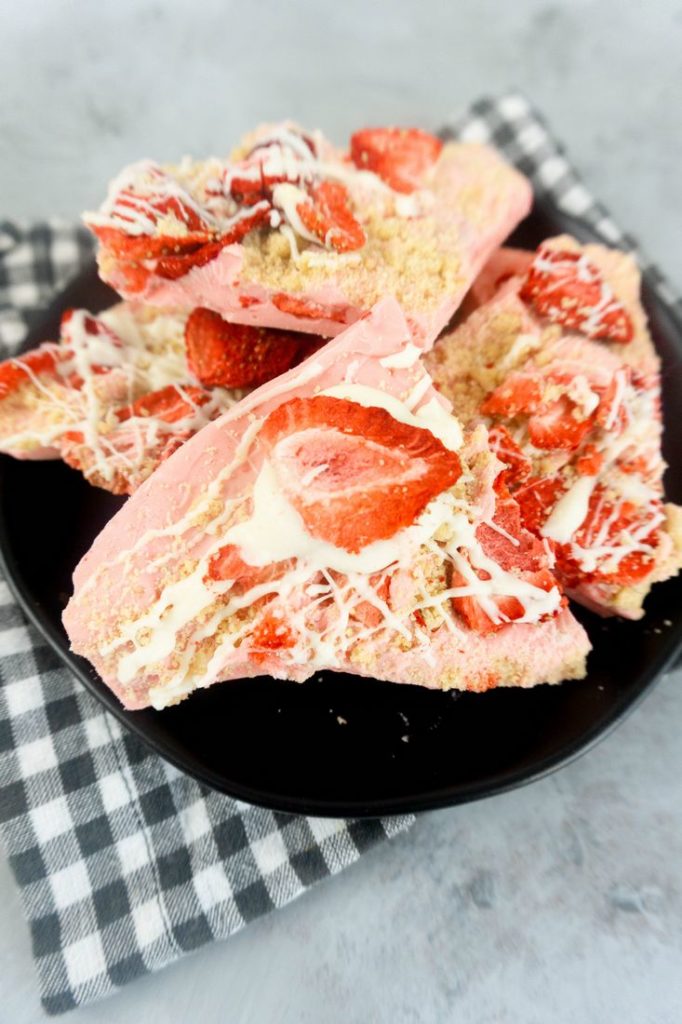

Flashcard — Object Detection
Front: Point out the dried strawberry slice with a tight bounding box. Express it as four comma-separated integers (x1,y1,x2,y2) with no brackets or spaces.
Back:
452,571,557,635
594,369,631,434
451,492,562,634
350,127,443,193
250,610,297,663
477,495,551,574
155,204,271,281
0,344,69,399
260,395,462,553
228,128,317,204
481,373,544,418
527,395,595,451
487,425,532,486
90,166,216,260
575,443,604,476
271,293,348,324
207,544,293,590
568,490,660,585
185,309,307,389
296,181,365,253
519,247,634,343
483,368,597,452
514,476,566,535
155,241,225,281
117,384,210,424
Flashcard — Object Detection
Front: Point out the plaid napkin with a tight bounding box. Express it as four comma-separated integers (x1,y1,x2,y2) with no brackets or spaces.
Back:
0,92,680,1016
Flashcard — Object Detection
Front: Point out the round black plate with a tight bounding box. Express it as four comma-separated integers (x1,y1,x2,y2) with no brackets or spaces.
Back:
1,200,681,818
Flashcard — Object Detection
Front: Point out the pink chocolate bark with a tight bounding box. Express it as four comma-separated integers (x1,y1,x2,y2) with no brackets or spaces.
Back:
63,298,589,710
85,124,532,346
427,238,682,619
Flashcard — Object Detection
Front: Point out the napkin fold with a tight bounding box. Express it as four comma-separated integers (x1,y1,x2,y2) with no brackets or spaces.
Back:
0,92,679,1016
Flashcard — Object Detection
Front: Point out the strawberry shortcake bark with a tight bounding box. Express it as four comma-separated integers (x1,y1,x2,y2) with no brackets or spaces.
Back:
0,305,245,493
84,124,532,345
63,298,590,711
427,236,682,618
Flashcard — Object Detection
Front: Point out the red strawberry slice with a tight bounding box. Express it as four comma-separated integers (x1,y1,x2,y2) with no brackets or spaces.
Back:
207,544,293,591
481,373,544,418
519,247,634,343
527,395,595,451
0,345,68,399
476,495,550,574
250,610,297,663
575,443,604,476
567,490,660,585
452,575,556,635
227,128,317,204
487,425,532,486
155,204,271,281
227,165,296,206
155,241,225,281
514,476,566,535
271,293,348,324
117,384,210,424
451,492,561,634
350,128,443,194
296,181,366,254
90,165,216,260
185,309,308,389
594,369,631,434
260,396,462,553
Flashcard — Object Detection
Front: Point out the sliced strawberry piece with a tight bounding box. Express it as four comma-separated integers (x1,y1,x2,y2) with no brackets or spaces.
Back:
514,476,566,535
481,373,544,418
351,574,392,628
296,181,365,253
117,385,210,424
155,241,225,281
185,309,305,389
476,495,550,574
568,490,660,585
519,247,634,343
155,204,271,281
601,551,657,586
575,443,605,476
527,396,595,451
487,425,532,486
451,565,558,635
112,261,153,295
250,611,297,663
207,544,293,590
260,395,462,554
228,166,294,206
595,369,630,434
271,293,348,324
0,344,69,399
90,170,215,260
617,453,654,477
350,128,443,194
227,128,317,204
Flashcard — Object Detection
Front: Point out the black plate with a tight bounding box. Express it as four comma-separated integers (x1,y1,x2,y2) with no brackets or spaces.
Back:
1,199,681,818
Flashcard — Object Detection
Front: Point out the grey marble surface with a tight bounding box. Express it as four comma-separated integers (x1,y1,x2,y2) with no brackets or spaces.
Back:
1,1,681,1021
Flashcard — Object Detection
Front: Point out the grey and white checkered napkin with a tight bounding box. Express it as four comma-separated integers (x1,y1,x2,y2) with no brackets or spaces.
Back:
0,92,680,1017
